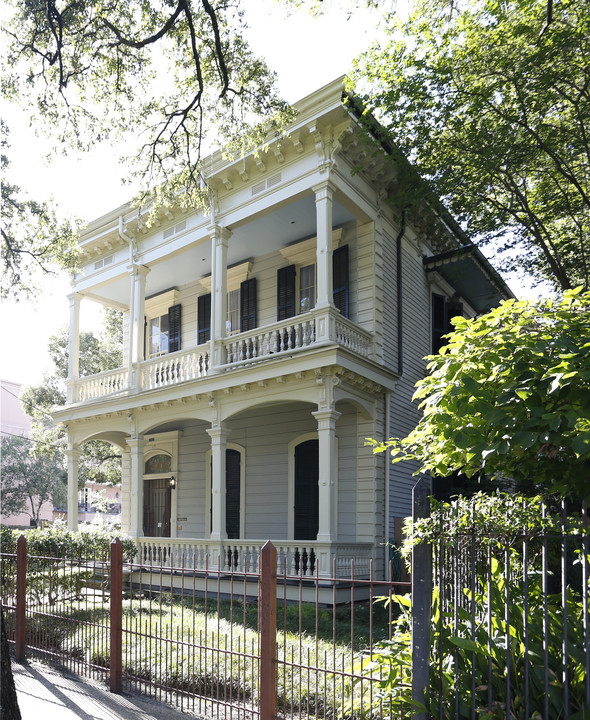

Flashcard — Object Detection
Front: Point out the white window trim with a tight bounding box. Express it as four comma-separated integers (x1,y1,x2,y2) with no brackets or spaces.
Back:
199,261,253,293
205,443,246,539
145,289,179,359
287,432,338,541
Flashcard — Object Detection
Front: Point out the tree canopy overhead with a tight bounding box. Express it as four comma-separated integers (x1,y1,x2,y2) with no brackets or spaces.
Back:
2,0,290,211
372,288,590,501
351,0,590,291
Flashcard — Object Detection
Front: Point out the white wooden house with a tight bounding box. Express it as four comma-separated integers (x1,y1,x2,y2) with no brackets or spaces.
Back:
52,78,513,581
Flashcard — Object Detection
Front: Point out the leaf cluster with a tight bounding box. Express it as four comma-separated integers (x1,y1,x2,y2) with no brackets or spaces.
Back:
2,0,292,213
372,288,590,500
352,0,590,290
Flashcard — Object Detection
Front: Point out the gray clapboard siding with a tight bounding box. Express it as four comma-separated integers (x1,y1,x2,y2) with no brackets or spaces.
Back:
387,239,431,521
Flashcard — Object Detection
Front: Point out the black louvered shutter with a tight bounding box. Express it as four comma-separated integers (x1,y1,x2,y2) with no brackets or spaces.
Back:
240,278,257,332
198,293,211,345
225,449,241,539
168,304,181,353
432,293,447,354
277,265,296,321
333,245,349,318
294,439,319,541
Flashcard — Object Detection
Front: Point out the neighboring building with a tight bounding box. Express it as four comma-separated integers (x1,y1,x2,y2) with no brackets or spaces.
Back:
53,481,122,525
51,79,513,578
1,380,53,527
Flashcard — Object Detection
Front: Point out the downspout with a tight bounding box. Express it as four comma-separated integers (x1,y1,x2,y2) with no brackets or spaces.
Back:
119,216,135,388
385,210,406,576
396,210,406,376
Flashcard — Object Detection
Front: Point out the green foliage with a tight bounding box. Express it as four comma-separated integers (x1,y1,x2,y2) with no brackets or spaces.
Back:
351,0,590,290
2,0,291,216
0,434,66,522
1,121,79,299
371,289,590,500
20,311,124,486
347,494,588,719
0,522,135,560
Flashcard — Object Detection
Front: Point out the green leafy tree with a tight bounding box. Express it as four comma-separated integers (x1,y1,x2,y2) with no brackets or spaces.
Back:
0,435,66,525
21,310,124,487
2,0,290,212
1,121,78,299
371,288,590,500
351,0,590,290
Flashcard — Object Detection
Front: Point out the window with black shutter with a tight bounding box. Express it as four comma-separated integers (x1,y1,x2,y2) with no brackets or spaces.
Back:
332,245,349,318
294,439,319,541
240,278,257,332
198,293,211,345
277,264,296,321
432,294,463,353
168,304,181,353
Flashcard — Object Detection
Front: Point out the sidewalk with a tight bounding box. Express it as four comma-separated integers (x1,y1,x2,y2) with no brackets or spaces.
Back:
12,659,204,719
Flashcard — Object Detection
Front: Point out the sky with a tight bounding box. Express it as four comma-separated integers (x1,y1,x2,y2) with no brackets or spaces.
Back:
0,0,542,388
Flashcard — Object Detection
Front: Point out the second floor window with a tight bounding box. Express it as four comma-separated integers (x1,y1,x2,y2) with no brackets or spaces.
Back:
149,314,169,357
146,303,181,357
299,264,316,313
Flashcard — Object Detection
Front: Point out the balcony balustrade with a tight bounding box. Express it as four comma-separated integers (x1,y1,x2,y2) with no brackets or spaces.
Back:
69,307,374,403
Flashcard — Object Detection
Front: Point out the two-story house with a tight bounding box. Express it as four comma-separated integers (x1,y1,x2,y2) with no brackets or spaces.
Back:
52,78,513,582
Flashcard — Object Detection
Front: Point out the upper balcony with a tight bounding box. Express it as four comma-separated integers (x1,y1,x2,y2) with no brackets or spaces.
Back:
70,305,375,404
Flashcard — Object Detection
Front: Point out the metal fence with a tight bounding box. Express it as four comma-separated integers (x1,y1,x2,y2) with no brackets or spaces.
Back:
1,536,409,720
411,481,590,719
2,486,589,720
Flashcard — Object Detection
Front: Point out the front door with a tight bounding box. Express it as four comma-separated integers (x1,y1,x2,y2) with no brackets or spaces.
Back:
294,439,319,540
143,478,171,537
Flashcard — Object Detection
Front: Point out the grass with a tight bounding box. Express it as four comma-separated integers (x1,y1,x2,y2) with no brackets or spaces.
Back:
20,587,394,718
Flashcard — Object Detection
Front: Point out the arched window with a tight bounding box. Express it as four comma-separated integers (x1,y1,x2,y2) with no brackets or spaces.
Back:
144,453,172,474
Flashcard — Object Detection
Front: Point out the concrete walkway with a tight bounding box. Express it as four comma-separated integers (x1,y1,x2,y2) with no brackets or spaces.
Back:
12,659,204,719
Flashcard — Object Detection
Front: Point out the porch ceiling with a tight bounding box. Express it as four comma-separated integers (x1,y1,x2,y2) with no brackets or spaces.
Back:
83,195,355,309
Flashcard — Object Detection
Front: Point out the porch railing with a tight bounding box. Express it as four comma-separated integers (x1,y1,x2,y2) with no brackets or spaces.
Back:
69,308,374,403
75,367,129,402
140,345,209,390
135,537,374,578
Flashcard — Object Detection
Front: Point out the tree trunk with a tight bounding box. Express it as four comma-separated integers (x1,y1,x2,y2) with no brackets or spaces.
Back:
0,606,21,720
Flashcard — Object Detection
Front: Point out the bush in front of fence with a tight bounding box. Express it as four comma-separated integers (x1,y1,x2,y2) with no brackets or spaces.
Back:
0,521,136,560
344,492,589,719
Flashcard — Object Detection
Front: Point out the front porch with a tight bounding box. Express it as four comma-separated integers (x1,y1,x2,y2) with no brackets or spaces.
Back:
135,537,375,579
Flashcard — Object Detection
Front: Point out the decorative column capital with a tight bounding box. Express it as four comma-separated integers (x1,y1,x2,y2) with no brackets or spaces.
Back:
64,447,83,461
206,425,231,443
67,291,83,305
126,263,150,278
312,409,341,430
312,180,337,202
208,224,232,246
126,437,146,452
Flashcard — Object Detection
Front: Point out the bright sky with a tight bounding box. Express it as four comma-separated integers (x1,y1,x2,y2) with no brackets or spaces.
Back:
0,0,540,388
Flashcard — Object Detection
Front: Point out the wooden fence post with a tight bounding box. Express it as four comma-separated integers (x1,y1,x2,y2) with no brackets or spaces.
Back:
15,535,27,662
260,540,277,720
109,538,123,692
411,478,431,719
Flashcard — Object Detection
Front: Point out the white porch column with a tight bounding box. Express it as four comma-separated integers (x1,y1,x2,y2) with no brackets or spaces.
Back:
313,181,336,310
66,293,81,403
127,264,150,389
209,225,231,371
65,446,81,531
312,408,341,543
127,437,146,538
206,425,230,541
